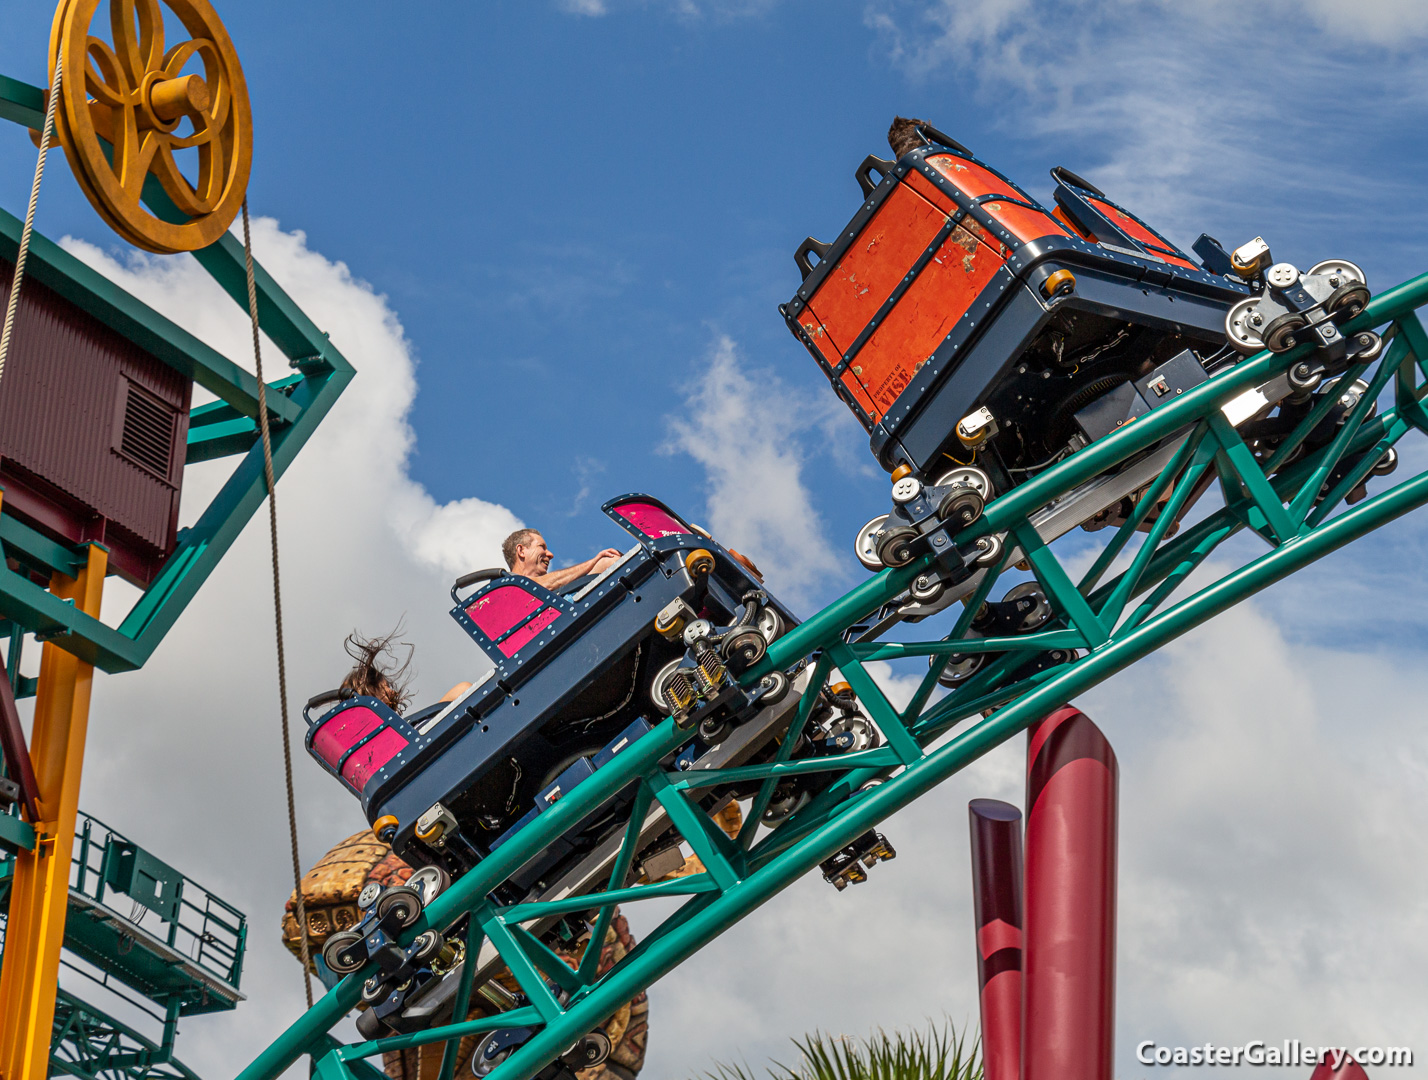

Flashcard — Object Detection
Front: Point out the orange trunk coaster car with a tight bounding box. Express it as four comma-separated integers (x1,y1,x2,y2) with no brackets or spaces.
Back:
783,120,1250,482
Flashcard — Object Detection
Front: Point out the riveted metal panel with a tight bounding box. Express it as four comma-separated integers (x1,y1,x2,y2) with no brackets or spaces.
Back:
0,255,191,585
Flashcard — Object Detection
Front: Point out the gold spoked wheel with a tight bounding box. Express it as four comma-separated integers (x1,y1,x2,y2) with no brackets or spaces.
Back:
49,0,252,253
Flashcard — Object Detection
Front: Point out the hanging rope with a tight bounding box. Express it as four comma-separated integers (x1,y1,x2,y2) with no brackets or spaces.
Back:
0,59,62,387
241,200,314,1007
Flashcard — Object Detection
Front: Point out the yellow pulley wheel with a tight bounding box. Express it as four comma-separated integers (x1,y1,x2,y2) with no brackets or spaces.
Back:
49,0,253,253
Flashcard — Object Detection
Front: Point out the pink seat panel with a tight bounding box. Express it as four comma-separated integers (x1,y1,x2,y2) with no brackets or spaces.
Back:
465,584,564,657
498,608,561,657
312,705,410,791
613,501,689,539
341,728,408,789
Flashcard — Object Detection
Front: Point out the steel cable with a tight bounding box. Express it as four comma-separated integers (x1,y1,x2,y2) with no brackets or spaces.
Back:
0,59,62,387
241,200,314,1007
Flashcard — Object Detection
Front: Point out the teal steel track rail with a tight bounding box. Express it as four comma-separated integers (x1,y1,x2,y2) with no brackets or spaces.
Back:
238,270,1428,1080
0,76,354,675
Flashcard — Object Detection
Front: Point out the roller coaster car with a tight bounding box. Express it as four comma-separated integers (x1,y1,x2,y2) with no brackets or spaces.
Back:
304,495,800,897
784,122,1383,581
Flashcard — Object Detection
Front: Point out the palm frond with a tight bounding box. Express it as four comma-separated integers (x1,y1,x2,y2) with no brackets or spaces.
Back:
697,1018,982,1080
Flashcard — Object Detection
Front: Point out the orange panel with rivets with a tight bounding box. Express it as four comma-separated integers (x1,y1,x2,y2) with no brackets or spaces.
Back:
844,219,1004,420
1084,196,1199,270
804,181,952,355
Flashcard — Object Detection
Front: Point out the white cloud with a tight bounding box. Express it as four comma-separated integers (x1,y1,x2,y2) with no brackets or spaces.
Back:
861,0,1428,253
664,335,847,608
559,0,610,14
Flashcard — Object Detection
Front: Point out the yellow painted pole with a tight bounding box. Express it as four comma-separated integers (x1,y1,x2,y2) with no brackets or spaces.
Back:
0,543,105,1080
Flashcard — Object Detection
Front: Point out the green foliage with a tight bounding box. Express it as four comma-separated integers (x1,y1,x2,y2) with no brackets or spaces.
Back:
698,1018,982,1080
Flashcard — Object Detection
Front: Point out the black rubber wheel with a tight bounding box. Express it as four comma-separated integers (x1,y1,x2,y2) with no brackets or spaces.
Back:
876,527,919,567
376,884,424,928
1262,313,1307,353
361,974,389,1006
938,487,985,527
910,573,944,604
410,930,444,966
698,716,732,745
757,670,790,705
322,930,365,975
721,627,767,669
1326,283,1370,321
1371,447,1399,477
972,534,1004,567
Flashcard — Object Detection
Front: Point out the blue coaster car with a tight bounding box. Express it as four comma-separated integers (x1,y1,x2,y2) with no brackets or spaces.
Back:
304,495,800,896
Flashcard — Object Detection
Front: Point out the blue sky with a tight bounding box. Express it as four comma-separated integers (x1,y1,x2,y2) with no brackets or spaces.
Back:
5,0,1425,611
5,2,1428,1078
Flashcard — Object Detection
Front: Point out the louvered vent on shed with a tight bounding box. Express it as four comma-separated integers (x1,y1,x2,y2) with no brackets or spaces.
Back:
114,378,179,482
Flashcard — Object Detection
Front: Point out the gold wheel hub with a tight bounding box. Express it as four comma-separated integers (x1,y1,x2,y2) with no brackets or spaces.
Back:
49,0,253,253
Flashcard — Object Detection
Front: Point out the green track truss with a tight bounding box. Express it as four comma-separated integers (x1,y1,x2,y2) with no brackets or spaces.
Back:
50,989,200,1080
237,272,1428,1080
0,74,355,677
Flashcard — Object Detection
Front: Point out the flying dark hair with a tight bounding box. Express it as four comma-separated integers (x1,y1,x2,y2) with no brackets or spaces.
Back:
340,627,415,712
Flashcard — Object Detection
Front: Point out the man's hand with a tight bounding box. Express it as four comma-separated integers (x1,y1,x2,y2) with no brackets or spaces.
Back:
591,548,623,573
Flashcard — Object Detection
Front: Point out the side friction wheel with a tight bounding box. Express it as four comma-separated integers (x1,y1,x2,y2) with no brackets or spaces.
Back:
932,652,984,687
375,884,424,928
407,865,450,907
1225,297,1265,355
933,465,993,526
321,930,365,975
564,1032,612,1069
50,0,253,252
721,627,767,668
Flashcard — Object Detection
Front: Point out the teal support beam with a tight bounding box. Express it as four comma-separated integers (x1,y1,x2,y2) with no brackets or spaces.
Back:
0,812,35,854
0,75,43,130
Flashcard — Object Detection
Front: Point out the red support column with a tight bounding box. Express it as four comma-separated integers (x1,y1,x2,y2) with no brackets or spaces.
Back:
1022,705,1118,1080
969,798,1023,1080
1309,1053,1370,1080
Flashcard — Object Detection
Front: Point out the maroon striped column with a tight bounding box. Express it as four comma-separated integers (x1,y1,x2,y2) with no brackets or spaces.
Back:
1023,705,1118,1080
1309,1052,1369,1080
969,799,1023,1080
